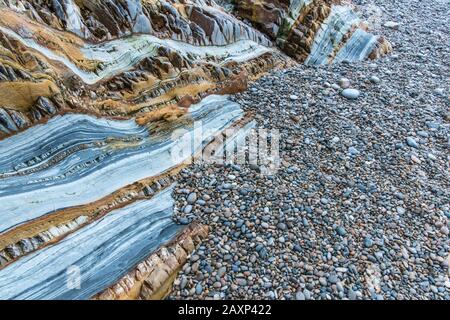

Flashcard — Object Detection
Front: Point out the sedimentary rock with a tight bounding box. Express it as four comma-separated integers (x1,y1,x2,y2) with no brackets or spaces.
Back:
230,0,391,63
0,186,181,299
0,95,243,234
0,0,389,135
0,1,291,136
93,222,209,300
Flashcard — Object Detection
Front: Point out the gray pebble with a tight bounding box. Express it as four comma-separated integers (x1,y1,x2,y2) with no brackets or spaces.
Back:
406,137,419,149
341,88,360,99
187,192,197,204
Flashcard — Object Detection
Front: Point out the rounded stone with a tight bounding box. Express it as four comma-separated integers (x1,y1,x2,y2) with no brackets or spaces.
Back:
341,89,360,99
406,137,419,149
187,192,197,204
195,283,203,295
336,226,347,236
339,78,351,89
295,291,306,300
369,76,381,84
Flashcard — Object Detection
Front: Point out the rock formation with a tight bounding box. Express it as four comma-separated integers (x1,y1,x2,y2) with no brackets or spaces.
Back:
0,0,390,300
93,222,209,300
226,0,392,63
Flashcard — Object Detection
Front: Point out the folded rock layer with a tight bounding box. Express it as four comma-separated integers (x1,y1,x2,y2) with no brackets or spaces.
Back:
0,0,390,300
233,0,391,62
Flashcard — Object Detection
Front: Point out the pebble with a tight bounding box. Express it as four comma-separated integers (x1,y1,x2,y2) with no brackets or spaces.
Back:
187,192,197,204
169,2,450,300
277,222,287,230
364,237,374,248
328,274,339,284
339,78,351,89
195,283,203,295
434,88,445,96
348,289,357,300
237,279,247,286
348,147,360,156
183,204,193,214
384,21,400,29
218,267,227,277
295,291,306,300
180,277,188,290
369,75,381,84
341,88,360,99
178,217,189,225
336,226,347,236
406,137,419,149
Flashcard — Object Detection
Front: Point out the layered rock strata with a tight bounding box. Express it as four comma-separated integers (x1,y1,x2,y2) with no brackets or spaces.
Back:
0,94,255,299
0,0,389,137
93,222,209,300
0,95,244,234
0,95,245,261
0,186,181,299
0,1,291,137
228,0,392,63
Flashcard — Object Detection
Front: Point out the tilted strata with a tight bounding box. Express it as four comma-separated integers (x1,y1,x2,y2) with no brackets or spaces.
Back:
93,222,209,300
0,95,243,254
0,0,390,300
0,0,390,136
0,186,181,299
2,0,271,45
0,96,244,234
0,94,255,299
0,172,176,269
0,1,291,136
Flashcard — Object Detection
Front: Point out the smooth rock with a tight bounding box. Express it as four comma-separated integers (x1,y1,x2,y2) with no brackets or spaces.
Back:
187,192,197,204
384,21,400,29
369,76,381,84
339,78,351,89
341,89,360,100
336,226,347,236
406,137,419,149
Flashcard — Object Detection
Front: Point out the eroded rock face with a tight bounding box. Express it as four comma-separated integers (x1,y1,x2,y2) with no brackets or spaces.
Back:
1,0,271,45
0,94,252,300
0,0,294,136
0,0,390,136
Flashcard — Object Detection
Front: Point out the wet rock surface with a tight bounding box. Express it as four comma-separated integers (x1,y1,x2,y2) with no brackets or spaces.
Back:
169,0,449,300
